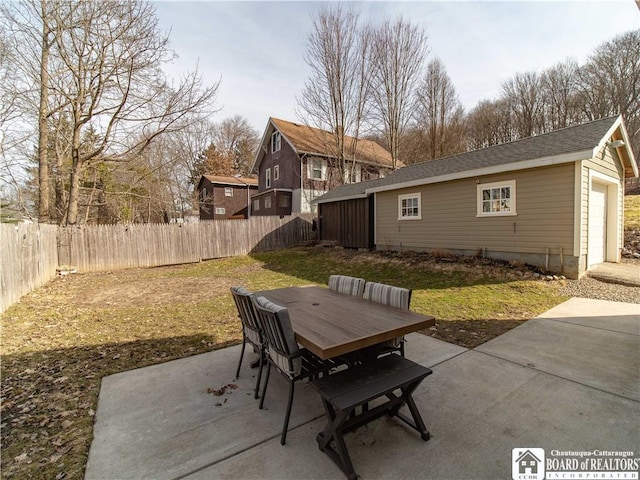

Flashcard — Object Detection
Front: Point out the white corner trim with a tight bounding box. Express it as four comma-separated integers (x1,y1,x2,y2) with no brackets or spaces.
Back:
573,161,583,259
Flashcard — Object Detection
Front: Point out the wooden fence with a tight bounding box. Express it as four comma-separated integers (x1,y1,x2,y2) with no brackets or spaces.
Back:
1,214,314,312
1,223,59,313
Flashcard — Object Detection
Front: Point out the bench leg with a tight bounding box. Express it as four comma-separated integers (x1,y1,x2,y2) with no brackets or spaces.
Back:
316,399,358,480
386,380,430,441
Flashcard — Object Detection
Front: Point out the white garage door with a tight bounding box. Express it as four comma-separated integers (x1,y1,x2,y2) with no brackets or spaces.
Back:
588,182,607,267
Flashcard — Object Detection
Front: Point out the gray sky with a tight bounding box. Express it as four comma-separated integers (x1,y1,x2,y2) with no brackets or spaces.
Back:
153,1,640,134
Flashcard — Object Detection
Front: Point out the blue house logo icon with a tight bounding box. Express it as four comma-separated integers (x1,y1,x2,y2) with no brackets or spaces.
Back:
512,448,545,480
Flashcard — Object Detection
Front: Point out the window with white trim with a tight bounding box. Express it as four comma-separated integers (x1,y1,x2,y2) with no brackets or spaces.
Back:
398,193,421,220
265,197,272,209
253,199,260,211
308,158,326,180
224,187,233,197
274,165,280,181
271,131,281,153
477,180,516,216
215,207,225,215
265,168,271,188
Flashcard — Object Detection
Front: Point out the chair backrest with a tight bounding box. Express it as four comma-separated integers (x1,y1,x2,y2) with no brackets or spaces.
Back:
363,282,412,310
231,287,262,344
328,275,366,297
251,295,302,377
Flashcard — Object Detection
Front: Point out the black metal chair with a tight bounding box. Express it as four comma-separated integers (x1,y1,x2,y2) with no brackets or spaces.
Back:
251,294,339,445
363,281,413,357
231,286,265,399
328,275,366,297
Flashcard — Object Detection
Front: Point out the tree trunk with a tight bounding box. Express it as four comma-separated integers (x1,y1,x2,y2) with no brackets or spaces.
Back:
66,146,81,225
37,0,50,223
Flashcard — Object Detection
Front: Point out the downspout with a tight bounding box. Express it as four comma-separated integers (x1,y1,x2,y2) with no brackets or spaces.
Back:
246,183,250,219
300,153,306,214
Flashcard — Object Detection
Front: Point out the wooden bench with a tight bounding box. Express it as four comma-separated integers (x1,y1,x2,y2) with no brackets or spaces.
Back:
310,355,432,479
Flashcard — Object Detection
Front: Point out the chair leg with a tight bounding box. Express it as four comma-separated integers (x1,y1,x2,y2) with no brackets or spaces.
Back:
235,337,246,379
281,380,295,445
254,348,264,399
259,361,271,410
400,341,405,358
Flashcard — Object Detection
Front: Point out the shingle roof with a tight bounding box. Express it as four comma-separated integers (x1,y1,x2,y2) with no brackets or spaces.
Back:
315,116,622,203
271,118,398,168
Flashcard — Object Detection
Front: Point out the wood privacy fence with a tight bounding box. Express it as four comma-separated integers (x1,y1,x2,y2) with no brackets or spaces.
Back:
1,214,314,312
1,223,59,313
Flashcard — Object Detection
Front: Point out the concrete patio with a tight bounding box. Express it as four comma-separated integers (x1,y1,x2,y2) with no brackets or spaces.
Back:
85,298,640,480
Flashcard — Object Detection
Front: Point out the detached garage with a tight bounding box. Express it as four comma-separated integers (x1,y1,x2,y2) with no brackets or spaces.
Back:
315,116,637,278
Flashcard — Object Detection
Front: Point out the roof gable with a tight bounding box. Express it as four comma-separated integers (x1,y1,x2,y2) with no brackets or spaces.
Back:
251,117,397,172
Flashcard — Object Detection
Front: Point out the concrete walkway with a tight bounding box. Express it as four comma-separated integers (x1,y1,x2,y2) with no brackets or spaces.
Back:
588,262,640,286
85,298,639,480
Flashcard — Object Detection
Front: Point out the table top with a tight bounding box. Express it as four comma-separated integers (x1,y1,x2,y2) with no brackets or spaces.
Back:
258,286,435,360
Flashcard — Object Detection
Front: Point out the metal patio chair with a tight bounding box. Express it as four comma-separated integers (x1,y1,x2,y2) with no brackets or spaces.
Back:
328,275,366,297
251,294,340,445
231,286,265,399
363,281,413,357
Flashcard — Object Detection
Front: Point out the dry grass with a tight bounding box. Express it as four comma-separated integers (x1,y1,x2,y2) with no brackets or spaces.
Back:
1,247,569,479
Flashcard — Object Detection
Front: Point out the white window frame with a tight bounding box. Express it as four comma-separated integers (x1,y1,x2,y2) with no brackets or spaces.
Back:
271,131,281,153
274,164,280,181
477,180,517,217
215,207,225,215
265,167,271,188
224,187,233,197
308,158,326,181
398,193,422,220
253,199,260,211
265,197,272,209
345,164,361,184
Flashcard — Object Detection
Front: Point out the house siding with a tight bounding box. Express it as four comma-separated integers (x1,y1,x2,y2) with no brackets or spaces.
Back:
199,179,257,220
259,140,300,193
375,163,578,275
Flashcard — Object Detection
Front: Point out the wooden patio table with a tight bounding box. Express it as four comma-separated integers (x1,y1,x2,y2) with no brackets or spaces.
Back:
257,285,436,360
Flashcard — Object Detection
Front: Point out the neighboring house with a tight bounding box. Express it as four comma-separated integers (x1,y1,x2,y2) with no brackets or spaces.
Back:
314,116,638,278
197,175,258,220
250,117,399,216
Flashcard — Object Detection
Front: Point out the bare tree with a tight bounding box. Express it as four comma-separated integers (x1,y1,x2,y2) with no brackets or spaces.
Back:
466,99,515,150
577,29,640,158
414,58,465,161
540,59,583,131
210,116,259,176
370,17,428,168
501,71,545,138
2,0,219,225
297,4,370,183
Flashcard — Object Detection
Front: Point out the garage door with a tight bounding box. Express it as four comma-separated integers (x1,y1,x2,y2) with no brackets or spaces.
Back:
588,182,607,267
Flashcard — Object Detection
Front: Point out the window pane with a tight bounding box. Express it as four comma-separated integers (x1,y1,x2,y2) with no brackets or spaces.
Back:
501,187,510,199
482,189,490,201
483,201,490,212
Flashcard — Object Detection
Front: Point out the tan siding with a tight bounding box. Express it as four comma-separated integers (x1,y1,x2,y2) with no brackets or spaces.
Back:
376,164,576,255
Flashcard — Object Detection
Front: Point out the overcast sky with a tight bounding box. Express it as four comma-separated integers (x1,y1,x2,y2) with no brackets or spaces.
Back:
153,1,640,135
